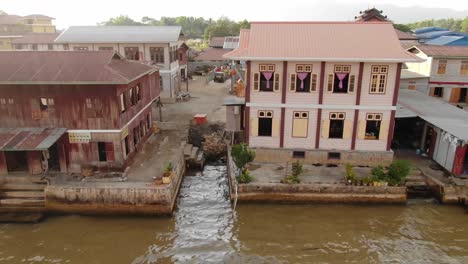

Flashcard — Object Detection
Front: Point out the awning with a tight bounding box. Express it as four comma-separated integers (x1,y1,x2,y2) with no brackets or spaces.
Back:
223,96,245,106
0,128,67,151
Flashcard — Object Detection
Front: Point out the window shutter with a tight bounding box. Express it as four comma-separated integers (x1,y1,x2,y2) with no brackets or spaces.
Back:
272,118,280,137
289,73,296,92
274,73,280,92
379,119,390,141
251,118,258,136
321,119,330,139
343,120,353,139
358,120,366,139
327,74,334,92
292,118,308,138
310,74,317,92
253,73,260,91
348,75,355,93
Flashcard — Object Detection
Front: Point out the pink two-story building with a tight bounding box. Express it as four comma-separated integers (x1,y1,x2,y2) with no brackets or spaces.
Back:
225,22,422,166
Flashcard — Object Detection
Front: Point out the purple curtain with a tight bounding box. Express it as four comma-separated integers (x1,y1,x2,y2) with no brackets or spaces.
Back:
336,73,348,89
262,72,273,89
297,72,308,89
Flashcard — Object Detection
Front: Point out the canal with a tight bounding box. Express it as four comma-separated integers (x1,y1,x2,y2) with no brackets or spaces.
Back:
0,165,467,263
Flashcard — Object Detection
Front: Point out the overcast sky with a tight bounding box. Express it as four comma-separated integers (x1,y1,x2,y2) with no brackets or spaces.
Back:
2,0,468,29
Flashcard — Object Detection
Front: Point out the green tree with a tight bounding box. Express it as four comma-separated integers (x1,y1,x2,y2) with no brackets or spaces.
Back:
393,24,412,33
461,18,468,33
99,15,143,26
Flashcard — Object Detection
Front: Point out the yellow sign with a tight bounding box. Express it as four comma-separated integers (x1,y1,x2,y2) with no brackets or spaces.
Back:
69,132,91,143
121,126,129,140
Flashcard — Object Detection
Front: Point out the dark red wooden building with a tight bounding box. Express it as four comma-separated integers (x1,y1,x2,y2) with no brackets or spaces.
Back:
0,50,160,175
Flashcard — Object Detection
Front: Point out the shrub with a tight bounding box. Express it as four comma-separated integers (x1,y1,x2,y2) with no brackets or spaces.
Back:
292,161,303,177
238,168,253,184
164,162,173,173
387,160,411,186
231,143,255,169
345,163,356,182
371,165,386,181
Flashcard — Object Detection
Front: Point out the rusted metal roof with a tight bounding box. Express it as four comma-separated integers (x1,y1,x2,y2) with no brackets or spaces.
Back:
395,29,418,40
408,45,468,58
224,22,422,62
194,48,231,61
209,37,225,48
0,51,157,84
0,14,23,25
12,33,60,44
0,127,66,151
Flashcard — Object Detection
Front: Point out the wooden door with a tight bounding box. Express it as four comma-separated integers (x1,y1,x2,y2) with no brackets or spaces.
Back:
428,130,437,158
452,145,467,176
449,88,461,103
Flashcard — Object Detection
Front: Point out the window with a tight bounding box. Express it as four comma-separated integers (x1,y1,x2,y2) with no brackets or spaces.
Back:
98,142,114,162
48,44,53,50
35,98,55,118
124,47,139,60
39,98,54,111
329,112,345,139
311,74,318,92
133,127,139,146
292,111,308,138
328,152,341,160
120,93,127,113
73,46,88,51
258,110,273,137
32,44,38,50
293,151,305,159
123,137,129,156
254,64,279,92
328,65,353,93
98,47,113,51
408,81,416,90
15,44,22,50
461,60,468,75
433,87,443,97
63,44,69,50
370,65,388,94
135,85,141,101
290,64,313,92
437,60,447,74
150,47,164,63
130,88,136,106
365,113,382,140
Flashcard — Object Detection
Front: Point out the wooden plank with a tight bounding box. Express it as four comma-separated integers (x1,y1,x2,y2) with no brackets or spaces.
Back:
0,184,45,191
183,144,193,156
2,191,45,199
0,199,45,207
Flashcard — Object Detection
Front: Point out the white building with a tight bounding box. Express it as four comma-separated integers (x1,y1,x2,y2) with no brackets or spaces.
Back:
55,26,183,98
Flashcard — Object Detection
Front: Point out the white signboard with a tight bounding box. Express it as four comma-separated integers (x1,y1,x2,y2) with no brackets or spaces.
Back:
69,132,91,143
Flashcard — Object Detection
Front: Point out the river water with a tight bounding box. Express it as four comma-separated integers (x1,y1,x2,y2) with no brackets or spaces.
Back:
0,165,467,264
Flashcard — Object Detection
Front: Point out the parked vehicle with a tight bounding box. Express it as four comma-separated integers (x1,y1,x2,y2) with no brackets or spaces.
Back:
214,72,227,83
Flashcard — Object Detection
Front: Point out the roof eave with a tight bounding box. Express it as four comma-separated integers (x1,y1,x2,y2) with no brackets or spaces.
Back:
224,56,425,63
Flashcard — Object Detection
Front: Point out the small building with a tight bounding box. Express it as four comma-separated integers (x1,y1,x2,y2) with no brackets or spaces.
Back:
425,35,468,46
396,89,468,177
224,22,421,166
55,26,183,98
399,69,430,93
414,27,468,44
193,36,239,68
0,51,160,175
178,42,189,80
0,13,56,35
11,32,68,51
405,45,468,108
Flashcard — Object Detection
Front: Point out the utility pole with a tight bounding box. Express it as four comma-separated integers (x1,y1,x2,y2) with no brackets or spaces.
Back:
186,49,189,92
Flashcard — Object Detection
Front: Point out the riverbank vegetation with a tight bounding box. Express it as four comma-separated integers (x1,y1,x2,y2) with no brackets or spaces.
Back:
231,144,255,184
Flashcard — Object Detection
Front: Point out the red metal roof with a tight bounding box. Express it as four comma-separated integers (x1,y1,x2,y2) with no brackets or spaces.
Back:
225,22,421,62
12,33,60,44
395,29,418,40
409,45,468,58
194,48,231,61
0,51,157,84
0,127,66,151
209,37,225,48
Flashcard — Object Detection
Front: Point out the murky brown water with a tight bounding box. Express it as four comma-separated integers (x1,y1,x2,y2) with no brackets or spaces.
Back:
0,165,467,264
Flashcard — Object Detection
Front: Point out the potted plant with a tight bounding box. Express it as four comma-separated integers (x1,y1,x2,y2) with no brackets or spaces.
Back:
162,162,174,184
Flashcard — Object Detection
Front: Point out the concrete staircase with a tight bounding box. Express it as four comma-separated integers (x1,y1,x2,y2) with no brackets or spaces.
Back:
183,142,205,169
406,168,432,199
0,176,47,222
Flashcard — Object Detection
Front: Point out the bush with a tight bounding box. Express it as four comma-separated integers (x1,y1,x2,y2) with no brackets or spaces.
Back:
231,143,255,169
238,168,253,184
345,163,356,182
292,161,303,177
371,165,386,181
387,160,411,186
164,162,173,173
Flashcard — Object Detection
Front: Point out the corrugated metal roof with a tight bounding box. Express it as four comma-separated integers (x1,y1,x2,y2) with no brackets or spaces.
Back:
224,22,422,62
0,51,157,84
425,36,466,45
12,33,60,44
209,37,225,48
223,96,245,105
0,127,66,151
414,27,447,34
55,26,181,43
395,29,418,40
194,48,231,61
397,89,468,141
408,45,468,58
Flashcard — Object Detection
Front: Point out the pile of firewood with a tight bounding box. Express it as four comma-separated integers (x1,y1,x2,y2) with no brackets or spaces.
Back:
203,132,227,161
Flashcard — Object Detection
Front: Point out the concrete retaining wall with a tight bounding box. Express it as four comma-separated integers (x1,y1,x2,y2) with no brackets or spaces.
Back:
252,148,394,167
45,153,185,215
426,176,468,204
